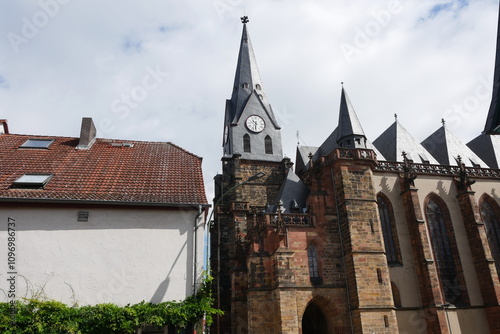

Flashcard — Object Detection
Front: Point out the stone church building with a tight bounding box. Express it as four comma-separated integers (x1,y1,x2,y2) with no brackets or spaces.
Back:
210,12,500,334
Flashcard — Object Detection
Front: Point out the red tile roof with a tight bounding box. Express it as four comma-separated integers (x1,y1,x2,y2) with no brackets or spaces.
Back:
0,134,208,206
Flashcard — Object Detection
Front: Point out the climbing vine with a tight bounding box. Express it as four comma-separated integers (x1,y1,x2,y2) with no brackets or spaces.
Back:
0,275,221,334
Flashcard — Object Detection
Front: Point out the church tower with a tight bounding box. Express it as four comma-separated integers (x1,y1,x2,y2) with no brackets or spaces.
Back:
211,17,289,334
211,9,500,334
222,16,283,161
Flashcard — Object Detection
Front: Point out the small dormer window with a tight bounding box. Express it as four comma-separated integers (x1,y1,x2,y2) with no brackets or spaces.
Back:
20,139,54,149
419,155,430,164
11,174,53,189
470,160,480,168
256,84,261,90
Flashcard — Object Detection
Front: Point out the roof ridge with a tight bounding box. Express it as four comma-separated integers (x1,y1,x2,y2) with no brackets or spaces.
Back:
166,141,203,160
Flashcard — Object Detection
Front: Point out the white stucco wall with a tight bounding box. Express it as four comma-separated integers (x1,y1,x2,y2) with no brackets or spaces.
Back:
373,172,490,307
413,175,483,306
395,308,490,334
0,205,205,306
374,172,498,333
373,173,422,307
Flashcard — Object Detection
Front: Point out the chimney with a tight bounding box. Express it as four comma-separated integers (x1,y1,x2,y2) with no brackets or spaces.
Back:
0,119,9,134
77,117,96,149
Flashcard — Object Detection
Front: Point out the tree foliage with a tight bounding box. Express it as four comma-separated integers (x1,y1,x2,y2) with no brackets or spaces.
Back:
0,275,221,334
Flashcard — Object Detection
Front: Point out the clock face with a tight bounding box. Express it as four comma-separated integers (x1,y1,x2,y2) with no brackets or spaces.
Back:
245,115,265,133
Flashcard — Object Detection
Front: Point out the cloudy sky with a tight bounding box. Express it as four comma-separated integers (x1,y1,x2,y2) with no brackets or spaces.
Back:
1,0,498,199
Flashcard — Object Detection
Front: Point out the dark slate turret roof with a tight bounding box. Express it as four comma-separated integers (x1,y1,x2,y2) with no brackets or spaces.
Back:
467,134,500,169
484,2,500,134
421,125,488,167
228,23,279,128
269,170,310,214
223,21,283,162
294,88,386,172
295,145,319,174
373,119,438,164
337,87,367,148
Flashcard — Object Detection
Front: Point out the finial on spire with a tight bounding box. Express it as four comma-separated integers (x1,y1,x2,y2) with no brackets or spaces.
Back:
341,81,344,86
394,113,398,120
241,16,249,24
441,118,446,126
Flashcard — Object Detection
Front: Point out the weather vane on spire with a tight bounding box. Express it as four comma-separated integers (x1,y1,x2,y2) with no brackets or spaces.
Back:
241,16,249,24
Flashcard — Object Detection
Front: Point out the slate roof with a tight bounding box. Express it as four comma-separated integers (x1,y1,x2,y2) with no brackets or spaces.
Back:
467,133,500,169
337,87,365,144
0,134,208,206
222,22,283,162
228,23,278,128
421,125,488,168
268,170,310,214
484,1,500,134
295,145,319,174
373,120,438,164
294,87,387,173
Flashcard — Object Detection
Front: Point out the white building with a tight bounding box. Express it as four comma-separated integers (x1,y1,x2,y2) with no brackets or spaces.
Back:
0,118,208,308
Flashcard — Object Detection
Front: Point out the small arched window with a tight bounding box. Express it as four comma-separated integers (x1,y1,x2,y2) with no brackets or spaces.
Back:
377,194,402,265
425,195,466,305
480,195,500,278
265,135,273,154
243,134,251,153
307,244,322,285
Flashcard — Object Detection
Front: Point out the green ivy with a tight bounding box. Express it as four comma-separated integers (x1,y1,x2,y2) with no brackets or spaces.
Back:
0,275,222,334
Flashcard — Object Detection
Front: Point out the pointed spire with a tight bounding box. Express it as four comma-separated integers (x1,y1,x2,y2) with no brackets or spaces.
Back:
222,19,283,162
467,133,500,169
373,118,438,164
229,18,273,124
484,2,500,134
337,86,367,149
421,124,488,167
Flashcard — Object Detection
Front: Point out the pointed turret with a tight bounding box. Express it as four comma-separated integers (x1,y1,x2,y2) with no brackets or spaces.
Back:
467,133,500,168
484,2,500,134
295,86,385,173
373,116,438,164
268,169,310,214
222,17,283,162
337,86,367,149
421,121,488,167
229,22,272,124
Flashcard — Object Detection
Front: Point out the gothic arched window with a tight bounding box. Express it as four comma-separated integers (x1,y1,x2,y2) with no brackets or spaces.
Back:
425,195,467,306
377,194,402,265
480,195,500,278
265,135,273,154
307,244,322,285
243,134,251,153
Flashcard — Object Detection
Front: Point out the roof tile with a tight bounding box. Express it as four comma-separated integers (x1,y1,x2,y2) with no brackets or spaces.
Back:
0,134,208,205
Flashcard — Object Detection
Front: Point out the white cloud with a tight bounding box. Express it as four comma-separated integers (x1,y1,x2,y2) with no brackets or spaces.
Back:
0,0,498,200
